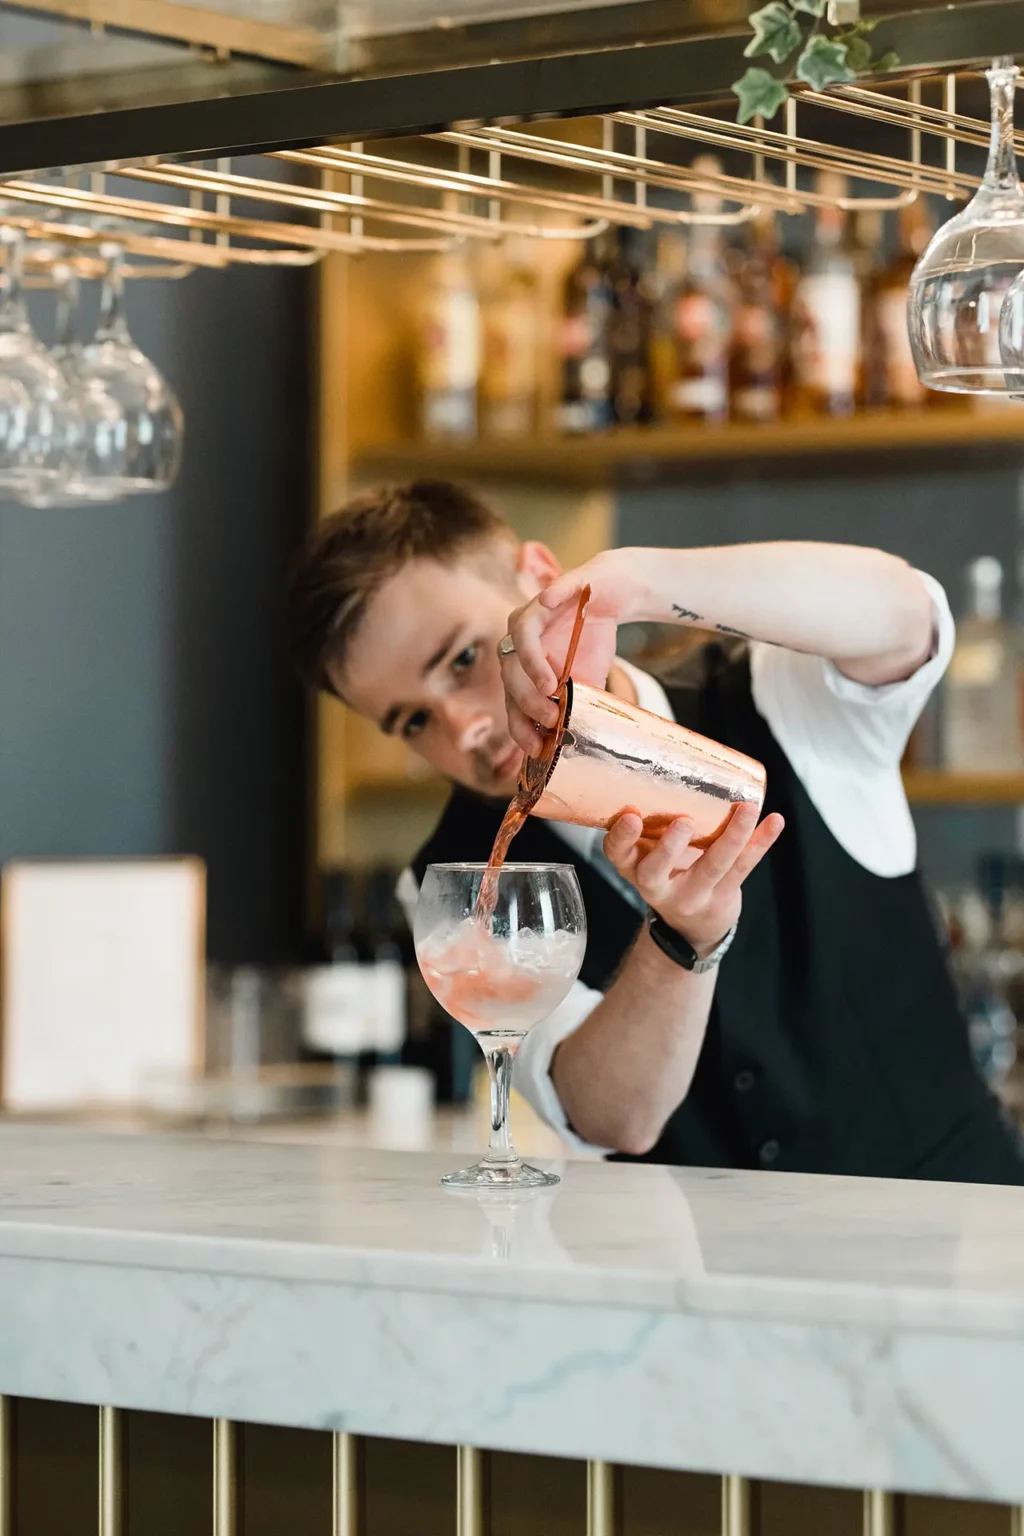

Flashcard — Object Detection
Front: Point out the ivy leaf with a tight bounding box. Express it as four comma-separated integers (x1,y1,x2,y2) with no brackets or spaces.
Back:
795,34,856,89
842,33,872,72
732,66,791,124
790,0,826,13
743,2,803,64
872,50,900,73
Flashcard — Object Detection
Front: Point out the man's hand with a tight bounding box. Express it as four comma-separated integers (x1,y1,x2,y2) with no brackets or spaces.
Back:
499,548,653,754
604,802,785,953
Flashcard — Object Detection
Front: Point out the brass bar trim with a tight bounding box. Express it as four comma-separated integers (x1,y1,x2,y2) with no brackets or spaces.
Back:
456,1445,489,1536
332,1431,361,1536
98,1405,125,1536
212,1419,237,1536
586,1460,619,1536
1010,1508,1024,1536
863,1489,896,1536
4,0,328,67
722,1475,751,1536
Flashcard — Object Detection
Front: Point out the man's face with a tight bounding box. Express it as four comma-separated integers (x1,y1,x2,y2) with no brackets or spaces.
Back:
336,550,550,798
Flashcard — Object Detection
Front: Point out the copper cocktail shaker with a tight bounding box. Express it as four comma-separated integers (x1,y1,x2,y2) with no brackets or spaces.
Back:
520,678,766,849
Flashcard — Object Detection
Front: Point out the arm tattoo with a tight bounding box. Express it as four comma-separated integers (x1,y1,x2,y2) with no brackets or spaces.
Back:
715,622,753,640
671,603,705,622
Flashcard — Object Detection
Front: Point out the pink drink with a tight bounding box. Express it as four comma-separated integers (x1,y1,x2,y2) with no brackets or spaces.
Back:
417,918,585,1039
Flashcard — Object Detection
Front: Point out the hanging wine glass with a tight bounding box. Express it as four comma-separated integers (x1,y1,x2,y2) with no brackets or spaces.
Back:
17,262,123,508
909,58,1024,394
75,243,184,495
0,226,81,497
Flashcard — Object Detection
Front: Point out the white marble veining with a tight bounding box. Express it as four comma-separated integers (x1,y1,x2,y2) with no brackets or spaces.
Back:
0,1124,1023,1502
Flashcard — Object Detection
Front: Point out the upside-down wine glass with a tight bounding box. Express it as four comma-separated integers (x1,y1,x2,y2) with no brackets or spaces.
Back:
0,226,80,498
75,243,184,494
909,57,1024,394
415,862,586,1188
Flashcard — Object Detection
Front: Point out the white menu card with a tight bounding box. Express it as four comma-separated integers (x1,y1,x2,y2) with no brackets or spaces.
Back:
0,858,206,1111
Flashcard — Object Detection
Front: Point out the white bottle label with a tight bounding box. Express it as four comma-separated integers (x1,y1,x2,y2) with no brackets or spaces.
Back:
795,272,860,395
371,959,407,1054
302,964,371,1055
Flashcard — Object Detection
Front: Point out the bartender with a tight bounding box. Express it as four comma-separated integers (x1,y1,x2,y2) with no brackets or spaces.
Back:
287,480,1024,1183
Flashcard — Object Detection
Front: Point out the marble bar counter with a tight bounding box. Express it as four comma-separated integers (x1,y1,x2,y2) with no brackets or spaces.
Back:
0,1124,1023,1515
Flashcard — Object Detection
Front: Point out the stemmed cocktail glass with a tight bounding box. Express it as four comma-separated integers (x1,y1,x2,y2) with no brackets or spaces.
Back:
415,862,585,1189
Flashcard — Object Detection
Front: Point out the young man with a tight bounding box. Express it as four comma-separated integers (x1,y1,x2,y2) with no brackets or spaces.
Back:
288,479,1023,1183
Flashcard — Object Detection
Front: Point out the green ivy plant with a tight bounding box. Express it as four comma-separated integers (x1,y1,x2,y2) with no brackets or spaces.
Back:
732,0,899,124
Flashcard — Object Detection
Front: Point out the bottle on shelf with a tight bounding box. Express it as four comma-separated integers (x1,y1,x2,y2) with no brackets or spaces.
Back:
789,172,861,417
480,237,542,437
606,227,655,427
418,237,480,441
853,209,886,410
556,228,616,434
301,869,372,1065
364,864,408,1063
943,556,1024,772
729,209,787,424
873,199,934,410
656,155,736,425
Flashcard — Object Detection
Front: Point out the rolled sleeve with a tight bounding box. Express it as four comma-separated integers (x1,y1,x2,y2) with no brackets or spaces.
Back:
514,979,610,1156
750,570,954,878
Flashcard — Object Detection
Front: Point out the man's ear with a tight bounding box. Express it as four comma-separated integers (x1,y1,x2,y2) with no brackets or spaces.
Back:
515,540,562,599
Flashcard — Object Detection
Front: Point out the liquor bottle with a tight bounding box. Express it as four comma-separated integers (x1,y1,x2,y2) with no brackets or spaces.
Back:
649,228,687,420
729,210,786,423
873,200,933,409
853,209,886,410
301,870,371,1059
480,237,541,437
943,556,1024,771
364,864,407,1062
790,172,860,416
419,245,480,440
607,227,655,427
659,155,735,424
556,228,616,433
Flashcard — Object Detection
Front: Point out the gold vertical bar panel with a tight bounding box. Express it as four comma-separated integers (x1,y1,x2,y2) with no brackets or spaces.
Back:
456,1445,489,1536
586,1460,620,1536
721,1474,751,1536
98,1405,125,1536
1010,1508,1024,1536
213,1419,238,1536
0,1396,11,1536
332,1431,361,1536
862,1489,895,1536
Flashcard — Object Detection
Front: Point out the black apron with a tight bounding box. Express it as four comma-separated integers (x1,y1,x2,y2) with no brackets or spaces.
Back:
411,643,1024,1184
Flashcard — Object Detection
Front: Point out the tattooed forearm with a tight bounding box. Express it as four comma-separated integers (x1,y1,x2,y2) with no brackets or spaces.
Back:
671,603,705,622
715,622,753,639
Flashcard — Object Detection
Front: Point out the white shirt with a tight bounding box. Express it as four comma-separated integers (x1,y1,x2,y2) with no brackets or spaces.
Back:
402,572,955,1153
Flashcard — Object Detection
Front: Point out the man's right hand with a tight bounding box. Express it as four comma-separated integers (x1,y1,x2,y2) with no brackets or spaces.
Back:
604,802,785,956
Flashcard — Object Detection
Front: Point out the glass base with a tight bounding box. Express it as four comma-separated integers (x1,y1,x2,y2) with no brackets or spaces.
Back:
441,1159,559,1189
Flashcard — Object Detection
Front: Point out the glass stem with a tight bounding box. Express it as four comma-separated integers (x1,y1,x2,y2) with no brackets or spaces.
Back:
482,1045,519,1169
0,228,28,332
985,59,1021,191
96,247,130,343
54,267,78,352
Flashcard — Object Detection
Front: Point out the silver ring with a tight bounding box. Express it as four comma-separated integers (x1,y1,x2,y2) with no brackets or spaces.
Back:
498,634,516,657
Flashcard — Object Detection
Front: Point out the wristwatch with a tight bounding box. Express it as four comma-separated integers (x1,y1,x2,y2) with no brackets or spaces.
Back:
646,913,738,974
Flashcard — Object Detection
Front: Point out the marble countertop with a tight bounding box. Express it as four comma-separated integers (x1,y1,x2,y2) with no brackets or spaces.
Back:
0,1123,1023,1502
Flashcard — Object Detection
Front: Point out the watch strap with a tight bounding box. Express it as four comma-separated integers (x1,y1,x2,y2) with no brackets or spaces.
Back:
647,913,737,974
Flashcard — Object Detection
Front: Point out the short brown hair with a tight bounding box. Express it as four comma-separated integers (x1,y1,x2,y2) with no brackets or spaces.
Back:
286,480,511,696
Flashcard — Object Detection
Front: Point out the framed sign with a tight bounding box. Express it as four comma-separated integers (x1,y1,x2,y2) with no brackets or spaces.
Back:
0,858,206,1111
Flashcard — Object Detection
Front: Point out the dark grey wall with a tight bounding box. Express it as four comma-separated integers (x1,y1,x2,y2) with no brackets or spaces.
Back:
0,261,312,962
614,453,1024,891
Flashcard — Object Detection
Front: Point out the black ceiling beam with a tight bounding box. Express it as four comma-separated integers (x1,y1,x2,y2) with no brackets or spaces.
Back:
0,0,1020,174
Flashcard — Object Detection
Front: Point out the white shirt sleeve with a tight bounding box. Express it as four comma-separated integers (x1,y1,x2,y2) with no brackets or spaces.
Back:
513,979,611,1155
749,570,954,878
